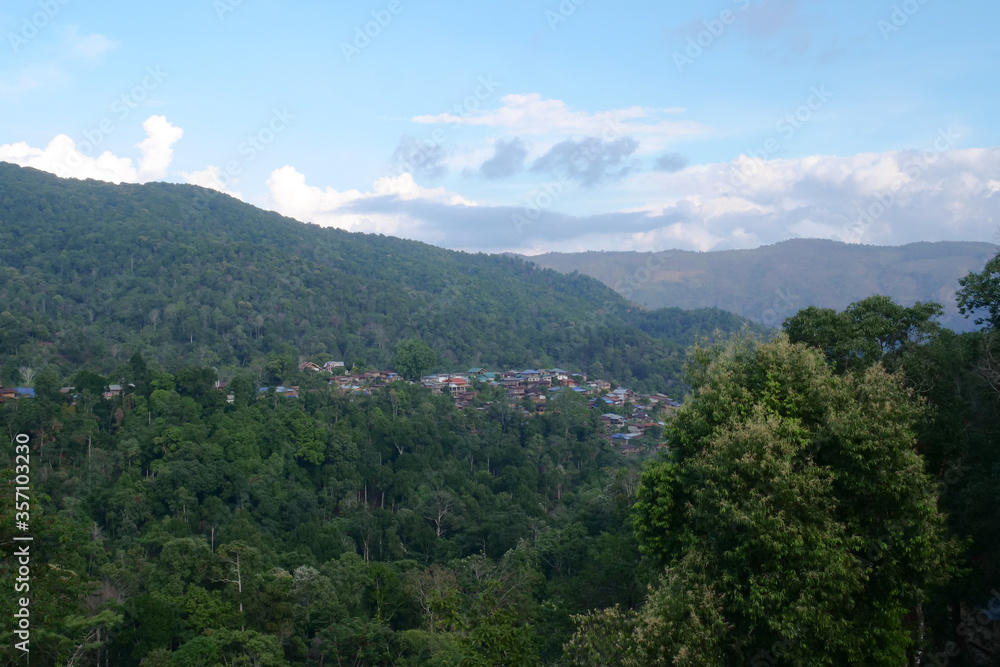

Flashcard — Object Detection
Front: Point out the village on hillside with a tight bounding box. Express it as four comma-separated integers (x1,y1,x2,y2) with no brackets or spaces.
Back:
289,363,681,455
0,363,682,456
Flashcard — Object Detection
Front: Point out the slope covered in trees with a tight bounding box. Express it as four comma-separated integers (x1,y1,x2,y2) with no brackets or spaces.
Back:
3,159,1000,665
0,162,749,393
0,361,653,665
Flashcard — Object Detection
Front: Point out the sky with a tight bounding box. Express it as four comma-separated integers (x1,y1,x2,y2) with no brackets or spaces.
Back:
1,0,999,254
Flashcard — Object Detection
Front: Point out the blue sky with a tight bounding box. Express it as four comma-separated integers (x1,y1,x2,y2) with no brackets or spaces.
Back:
2,0,998,253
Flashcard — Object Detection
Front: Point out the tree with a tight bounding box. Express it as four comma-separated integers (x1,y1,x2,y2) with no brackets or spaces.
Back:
394,339,436,380
957,250,1000,327
631,335,958,665
784,295,942,374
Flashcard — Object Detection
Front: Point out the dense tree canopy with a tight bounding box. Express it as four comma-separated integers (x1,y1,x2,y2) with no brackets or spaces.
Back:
626,336,956,665
4,165,1000,665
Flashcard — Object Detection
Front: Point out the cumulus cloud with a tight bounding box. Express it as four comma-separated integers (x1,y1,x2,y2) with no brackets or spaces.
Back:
263,146,1000,255
636,145,1000,247
0,115,181,183
654,152,688,172
136,115,183,179
479,137,528,179
532,136,640,187
390,135,449,180
266,166,476,237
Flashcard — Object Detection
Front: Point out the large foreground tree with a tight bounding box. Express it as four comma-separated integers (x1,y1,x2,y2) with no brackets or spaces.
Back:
620,336,958,666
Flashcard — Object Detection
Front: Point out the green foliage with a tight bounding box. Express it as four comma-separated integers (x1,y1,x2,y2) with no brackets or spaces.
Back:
631,460,679,566
394,338,436,380
958,249,1000,327
783,295,942,374
630,336,958,665
0,360,649,665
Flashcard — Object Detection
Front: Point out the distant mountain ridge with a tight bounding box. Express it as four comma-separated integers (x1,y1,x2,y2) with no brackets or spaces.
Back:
523,239,999,332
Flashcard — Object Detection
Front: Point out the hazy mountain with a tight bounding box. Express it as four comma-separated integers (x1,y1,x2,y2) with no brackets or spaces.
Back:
523,239,999,332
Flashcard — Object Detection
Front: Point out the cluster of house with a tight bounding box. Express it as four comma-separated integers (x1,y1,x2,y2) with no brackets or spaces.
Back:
295,364,680,454
419,367,592,409
0,386,34,400
4,361,681,456
1,383,137,402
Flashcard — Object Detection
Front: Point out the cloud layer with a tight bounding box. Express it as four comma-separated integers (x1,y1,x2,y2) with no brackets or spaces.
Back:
3,109,997,258
267,146,1000,254
0,115,182,183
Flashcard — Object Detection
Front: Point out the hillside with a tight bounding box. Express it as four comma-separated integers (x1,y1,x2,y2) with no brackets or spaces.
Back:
0,162,748,392
524,239,999,332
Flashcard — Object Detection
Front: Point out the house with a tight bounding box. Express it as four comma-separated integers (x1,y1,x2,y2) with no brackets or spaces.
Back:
0,387,16,401
298,362,323,372
323,361,346,371
600,413,626,426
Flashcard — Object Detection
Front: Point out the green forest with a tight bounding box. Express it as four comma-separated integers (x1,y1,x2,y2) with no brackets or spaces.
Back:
0,163,750,395
1,163,1000,664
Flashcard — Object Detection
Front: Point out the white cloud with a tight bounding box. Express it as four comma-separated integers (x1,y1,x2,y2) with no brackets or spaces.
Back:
0,116,182,184
0,134,138,182
282,146,1000,254
629,147,1000,247
412,93,703,150
136,115,183,180
266,166,476,237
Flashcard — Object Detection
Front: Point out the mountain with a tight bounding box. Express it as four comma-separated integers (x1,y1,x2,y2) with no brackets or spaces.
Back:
522,239,999,332
0,162,749,392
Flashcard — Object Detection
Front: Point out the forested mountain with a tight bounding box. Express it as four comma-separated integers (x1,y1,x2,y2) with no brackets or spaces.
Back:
3,158,1000,666
524,239,999,332
0,162,749,394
